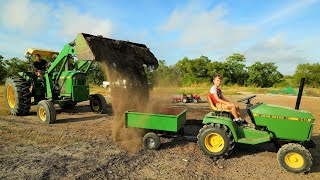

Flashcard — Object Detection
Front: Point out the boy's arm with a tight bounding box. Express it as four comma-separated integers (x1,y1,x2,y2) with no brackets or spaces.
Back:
213,94,230,105
221,94,229,102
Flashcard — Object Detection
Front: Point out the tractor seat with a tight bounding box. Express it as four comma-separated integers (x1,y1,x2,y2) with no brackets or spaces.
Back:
207,93,231,113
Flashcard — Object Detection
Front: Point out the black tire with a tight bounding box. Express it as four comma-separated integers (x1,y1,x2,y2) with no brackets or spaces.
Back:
143,132,161,150
197,123,235,159
37,100,56,124
5,76,31,116
60,102,77,110
277,143,313,173
90,94,107,114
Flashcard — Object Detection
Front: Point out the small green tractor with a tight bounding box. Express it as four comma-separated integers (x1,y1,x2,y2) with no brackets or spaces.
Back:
4,33,120,124
198,78,316,173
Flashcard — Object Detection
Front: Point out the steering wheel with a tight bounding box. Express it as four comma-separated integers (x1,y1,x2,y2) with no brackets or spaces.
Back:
237,95,256,104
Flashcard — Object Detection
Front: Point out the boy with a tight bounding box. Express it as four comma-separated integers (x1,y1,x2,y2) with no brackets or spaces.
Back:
210,74,248,125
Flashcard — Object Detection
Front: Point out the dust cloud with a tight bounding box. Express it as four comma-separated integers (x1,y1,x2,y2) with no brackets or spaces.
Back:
85,35,159,152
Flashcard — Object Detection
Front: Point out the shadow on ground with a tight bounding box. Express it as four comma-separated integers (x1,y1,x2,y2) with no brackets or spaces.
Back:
58,115,106,123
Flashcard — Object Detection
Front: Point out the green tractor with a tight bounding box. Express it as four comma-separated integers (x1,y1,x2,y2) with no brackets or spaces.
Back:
5,33,151,124
198,78,316,173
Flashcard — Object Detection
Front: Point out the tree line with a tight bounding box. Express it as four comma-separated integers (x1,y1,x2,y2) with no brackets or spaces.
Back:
0,53,319,88
152,54,319,88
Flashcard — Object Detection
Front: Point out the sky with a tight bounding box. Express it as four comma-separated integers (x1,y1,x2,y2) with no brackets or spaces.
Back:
0,0,319,75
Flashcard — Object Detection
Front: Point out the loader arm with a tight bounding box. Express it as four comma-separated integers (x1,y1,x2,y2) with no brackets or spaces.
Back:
74,60,93,73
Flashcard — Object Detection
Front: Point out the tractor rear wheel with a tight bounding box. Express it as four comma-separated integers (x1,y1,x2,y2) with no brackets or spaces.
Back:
5,76,31,116
197,123,235,160
37,100,56,124
143,132,161,150
90,94,107,114
277,143,312,173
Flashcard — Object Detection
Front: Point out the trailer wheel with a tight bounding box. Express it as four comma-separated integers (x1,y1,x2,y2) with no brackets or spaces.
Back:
277,143,313,173
37,100,56,124
197,123,235,159
5,76,31,116
193,99,198,103
143,132,161,150
90,94,107,114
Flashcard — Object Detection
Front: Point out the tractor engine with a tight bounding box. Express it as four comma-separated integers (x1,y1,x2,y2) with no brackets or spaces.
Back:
249,103,315,142
58,71,89,102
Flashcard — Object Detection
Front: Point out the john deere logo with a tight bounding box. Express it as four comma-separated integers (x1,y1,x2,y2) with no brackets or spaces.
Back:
253,114,312,122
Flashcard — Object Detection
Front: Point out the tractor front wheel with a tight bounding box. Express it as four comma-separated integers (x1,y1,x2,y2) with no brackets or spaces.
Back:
5,76,31,116
37,100,56,124
90,94,107,114
277,143,313,173
197,123,235,159
143,132,161,150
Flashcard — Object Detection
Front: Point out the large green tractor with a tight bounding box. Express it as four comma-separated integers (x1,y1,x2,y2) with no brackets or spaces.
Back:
198,78,316,173
4,33,156,124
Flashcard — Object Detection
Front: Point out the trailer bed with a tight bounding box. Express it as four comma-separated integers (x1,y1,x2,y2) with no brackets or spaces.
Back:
125,108,187,132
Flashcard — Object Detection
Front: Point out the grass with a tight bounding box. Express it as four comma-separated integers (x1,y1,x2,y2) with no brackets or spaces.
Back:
154,85,273,96
89,84,110,96
153,84,320,97
0,86,9,115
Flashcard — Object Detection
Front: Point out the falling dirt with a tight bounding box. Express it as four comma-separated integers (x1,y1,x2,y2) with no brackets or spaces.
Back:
84,34,159,152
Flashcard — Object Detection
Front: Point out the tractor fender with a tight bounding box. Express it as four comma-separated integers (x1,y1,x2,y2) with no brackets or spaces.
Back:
202,113,239,141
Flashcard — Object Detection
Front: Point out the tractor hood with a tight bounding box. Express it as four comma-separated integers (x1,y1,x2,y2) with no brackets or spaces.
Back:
251,103,315,122
75,33,158,69
250,103,315,141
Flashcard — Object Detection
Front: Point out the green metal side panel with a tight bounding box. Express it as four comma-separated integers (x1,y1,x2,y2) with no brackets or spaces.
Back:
58,71,89,101
126,109,187,132
202,113,239,141
59,71,78,95
237,127,271,144
73,85,89,101
252,103,315,141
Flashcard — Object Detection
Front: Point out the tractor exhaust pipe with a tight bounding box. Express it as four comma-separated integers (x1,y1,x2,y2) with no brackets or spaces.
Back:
295,78,305,110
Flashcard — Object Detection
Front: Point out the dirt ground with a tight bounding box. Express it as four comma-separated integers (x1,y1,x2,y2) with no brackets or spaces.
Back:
0,93,319,179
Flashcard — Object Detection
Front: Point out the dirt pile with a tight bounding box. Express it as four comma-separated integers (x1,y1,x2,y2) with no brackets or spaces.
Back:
84,35,159,152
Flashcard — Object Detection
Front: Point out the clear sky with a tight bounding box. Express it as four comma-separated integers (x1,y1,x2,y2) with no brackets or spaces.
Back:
0,0,319,75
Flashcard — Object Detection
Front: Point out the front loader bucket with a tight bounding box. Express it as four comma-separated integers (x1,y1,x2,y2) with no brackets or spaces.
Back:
75,33,158,68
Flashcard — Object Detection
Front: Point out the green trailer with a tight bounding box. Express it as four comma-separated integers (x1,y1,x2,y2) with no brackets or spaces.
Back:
125,108,188,150
126,79,316,174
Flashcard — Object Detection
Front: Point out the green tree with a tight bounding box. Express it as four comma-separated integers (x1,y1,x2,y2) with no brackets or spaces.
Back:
207,61,226,82
247,62,283,87
87,62,105,85
293,63,320,87
223,53,248,85
0,55,8,84
4,57,29,77
154,60,182,87
175,56,211,86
